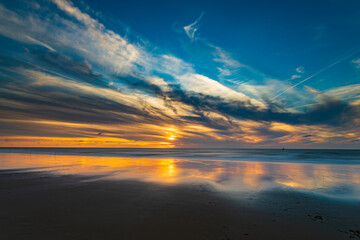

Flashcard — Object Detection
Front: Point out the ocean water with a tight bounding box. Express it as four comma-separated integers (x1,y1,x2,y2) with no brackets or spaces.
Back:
0,148,360,199
1,148,360,164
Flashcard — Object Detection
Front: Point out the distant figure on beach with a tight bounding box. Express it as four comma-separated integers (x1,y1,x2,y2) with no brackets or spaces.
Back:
282,147,285,151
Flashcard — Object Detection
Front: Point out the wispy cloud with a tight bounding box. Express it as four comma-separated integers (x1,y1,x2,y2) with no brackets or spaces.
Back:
0,0,359,147
212,46,245,68
352,58,360,69
291,75,301,80
183,12,204,41
272,49,360,100
296,66,304,74
0,4,55,51
291,66,305,80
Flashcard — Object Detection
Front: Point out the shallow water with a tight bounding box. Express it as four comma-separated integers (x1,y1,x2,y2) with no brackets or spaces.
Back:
0,148,360,199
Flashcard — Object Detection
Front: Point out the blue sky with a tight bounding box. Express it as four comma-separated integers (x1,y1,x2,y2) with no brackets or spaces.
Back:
0,0,359,148
85,0,360,82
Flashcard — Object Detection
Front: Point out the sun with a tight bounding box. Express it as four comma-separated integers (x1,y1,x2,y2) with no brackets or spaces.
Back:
168,135,176,141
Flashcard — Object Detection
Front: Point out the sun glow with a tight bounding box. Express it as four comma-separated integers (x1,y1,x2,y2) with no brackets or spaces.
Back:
0,136,175,148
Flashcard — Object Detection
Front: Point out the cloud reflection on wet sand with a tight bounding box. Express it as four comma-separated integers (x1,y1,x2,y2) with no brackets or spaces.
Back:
1,152,359,199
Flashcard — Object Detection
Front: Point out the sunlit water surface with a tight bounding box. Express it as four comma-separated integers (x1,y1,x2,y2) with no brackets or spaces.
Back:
0,149,360,199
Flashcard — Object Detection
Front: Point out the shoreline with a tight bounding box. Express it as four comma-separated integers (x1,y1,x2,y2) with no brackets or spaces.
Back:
1,148,359,166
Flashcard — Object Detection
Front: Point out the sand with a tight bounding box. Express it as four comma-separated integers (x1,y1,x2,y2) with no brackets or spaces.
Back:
0,169,360,240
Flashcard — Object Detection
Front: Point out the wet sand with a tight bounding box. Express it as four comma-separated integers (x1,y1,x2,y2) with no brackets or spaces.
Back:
1,170,359,240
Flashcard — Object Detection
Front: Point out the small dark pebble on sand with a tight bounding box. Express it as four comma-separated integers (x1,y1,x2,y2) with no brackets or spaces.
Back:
349,230,360,239
307,214,323,221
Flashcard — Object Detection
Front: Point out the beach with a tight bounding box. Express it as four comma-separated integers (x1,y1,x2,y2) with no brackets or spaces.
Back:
0,149,360,239
1,0,359,238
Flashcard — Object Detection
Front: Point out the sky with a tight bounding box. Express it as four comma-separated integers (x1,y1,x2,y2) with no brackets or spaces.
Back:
0,0,359,148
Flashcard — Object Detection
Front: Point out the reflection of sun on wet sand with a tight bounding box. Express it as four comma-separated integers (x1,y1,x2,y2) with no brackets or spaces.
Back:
0,151,360,240
1,152,359,194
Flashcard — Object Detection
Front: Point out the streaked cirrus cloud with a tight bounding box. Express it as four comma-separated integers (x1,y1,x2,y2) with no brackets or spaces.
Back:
0,0,359,148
